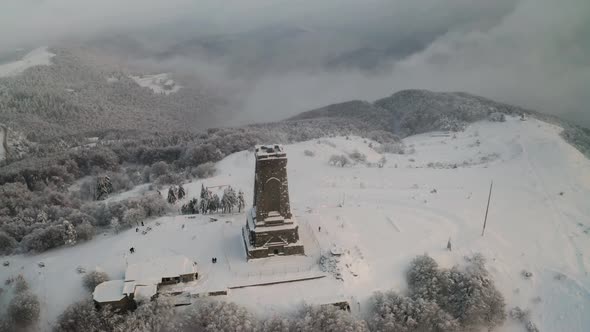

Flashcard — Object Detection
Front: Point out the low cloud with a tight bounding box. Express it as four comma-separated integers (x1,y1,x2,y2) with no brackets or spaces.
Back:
1,0,588,126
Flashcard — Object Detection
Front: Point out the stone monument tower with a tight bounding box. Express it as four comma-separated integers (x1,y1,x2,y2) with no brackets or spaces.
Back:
242,145,304,259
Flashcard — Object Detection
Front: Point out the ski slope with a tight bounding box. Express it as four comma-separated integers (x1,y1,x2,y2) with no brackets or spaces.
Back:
1,116,589,331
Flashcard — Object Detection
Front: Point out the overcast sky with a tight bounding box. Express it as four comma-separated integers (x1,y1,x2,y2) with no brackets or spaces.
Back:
1,0,589,125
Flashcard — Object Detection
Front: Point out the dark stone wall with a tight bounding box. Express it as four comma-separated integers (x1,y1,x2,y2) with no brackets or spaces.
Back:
253,226,300,247
253,156,292,221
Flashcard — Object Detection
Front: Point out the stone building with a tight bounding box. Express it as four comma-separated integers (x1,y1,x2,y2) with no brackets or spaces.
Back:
243,145,305,259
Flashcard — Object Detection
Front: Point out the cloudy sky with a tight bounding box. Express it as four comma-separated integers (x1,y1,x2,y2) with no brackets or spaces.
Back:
1,0,589,125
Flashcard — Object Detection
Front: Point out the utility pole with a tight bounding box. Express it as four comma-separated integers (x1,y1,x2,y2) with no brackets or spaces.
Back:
481,180,494,236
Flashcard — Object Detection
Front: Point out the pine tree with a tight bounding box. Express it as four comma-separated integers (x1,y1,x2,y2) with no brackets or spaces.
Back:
238,190,245,212
96,175,113,200
200,184,207,200
199,195,209,214
63,220,77,246
167,187,177,204
177,184,186,200
221,186,238,213
208,193,220,213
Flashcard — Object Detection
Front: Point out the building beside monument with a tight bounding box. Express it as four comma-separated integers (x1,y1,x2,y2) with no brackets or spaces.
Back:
243,145,305,259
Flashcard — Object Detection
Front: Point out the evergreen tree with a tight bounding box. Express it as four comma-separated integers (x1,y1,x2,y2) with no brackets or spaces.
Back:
95,175,113,200
63,220,77,246
221,186,238,213
177,184,186,200
238,190,245,212
167,187,177,204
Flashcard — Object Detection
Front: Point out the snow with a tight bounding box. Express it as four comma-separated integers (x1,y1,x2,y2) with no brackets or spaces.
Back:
1,116,589,331
129,73,182,95
0,47,55,77
93,280,126,303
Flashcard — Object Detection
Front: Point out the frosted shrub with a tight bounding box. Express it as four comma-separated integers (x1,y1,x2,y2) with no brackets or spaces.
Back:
75,221,95,242
83,270,109,292
180,299,257,332
193,162,217,179
295,305,368,332
14,274,29,293
329,154,350,167
303,150,315,157
489,112,506,122
510,306,539,332
369,291,459,332
8,291,40,327
348,150,367,163
20,225,65,252
0,231,17,254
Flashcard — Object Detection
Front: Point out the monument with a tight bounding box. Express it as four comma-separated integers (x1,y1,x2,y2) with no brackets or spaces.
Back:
243,145,305,259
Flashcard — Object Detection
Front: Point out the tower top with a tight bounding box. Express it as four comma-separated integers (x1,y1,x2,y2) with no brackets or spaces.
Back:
255,145,286,160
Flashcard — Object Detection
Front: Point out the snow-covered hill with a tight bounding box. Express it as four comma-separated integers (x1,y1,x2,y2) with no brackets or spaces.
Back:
1,116,589,331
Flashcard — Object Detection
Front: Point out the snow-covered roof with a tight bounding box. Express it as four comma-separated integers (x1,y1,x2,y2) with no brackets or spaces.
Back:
93,280,126,303
255,145,287,160
125,255,197,283
134,284,158,301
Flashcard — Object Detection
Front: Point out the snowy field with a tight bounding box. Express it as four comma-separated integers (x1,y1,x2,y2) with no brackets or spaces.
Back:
0,47,55,77
129,73,182,95
1,116,590,331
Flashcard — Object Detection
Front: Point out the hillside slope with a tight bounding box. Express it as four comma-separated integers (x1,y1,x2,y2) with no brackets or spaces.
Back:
1,116,588,331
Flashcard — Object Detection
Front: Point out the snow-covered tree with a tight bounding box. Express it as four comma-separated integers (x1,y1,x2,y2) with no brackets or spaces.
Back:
75,220,95,242
63,220,77,246
167,187,177,204
178,184,186,200
406,255,441,301
436,255,506,330
8,291,40,327
199,195,209,214
221,186,238,213
54,299,124,332
295,305,368,332
208,193,220,213
369,291,459,332
123,208,146,228
182,197,199,215
238,190,245,212
96,175,113,200
0,231,17,254
200,184,207,200
115,298,177,332
259,316,293,332
180,299,257,332
83,270,110,292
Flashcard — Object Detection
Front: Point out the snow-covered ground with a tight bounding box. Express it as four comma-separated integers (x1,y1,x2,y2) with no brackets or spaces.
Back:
0,47,55,77
129,73,182,95
1,116,589,331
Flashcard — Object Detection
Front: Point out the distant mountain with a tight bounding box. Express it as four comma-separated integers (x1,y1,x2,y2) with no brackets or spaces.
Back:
0,46,229,141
